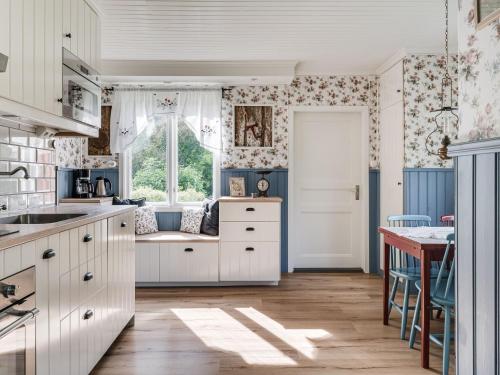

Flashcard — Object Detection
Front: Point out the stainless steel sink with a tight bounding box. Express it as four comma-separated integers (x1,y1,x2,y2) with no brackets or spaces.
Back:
0,213,87,225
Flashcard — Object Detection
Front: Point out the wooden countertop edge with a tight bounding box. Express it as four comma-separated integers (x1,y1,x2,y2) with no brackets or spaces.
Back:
0,205,136,251
136,231,219,243
218,196,283,203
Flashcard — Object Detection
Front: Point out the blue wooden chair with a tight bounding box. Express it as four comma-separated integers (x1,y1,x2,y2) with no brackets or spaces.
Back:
387,214,432,340
409,233,455,375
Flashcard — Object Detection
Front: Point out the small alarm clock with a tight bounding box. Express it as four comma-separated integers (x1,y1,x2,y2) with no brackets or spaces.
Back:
256,171,271,197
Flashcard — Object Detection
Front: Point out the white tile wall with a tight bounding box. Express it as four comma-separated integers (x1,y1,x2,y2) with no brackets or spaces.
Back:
0,124,56,213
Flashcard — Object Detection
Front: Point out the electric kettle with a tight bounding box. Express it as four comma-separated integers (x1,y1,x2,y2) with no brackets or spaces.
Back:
95,177,112,197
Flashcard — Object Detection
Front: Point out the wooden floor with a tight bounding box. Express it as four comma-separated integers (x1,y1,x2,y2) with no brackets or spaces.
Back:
92,273,454,375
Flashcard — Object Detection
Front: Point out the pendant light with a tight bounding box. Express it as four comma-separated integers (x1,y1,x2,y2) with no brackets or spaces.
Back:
425,0,458,160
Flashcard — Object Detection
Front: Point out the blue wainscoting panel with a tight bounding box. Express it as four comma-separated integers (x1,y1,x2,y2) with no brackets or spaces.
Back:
369,169,380,274
89,168,120,196
221,169,289,272
403,168,455,226
156,212,182,231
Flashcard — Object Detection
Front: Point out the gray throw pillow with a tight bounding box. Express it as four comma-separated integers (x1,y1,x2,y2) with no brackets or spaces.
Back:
200,199,219,236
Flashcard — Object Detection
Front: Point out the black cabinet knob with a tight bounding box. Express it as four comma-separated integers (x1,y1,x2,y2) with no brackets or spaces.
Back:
246,227,255,231
121,222,127,228
246,207,255,212
83,272,93,282
83,234,93,242
83,310,93,320
184,248,194,252
245,247,254,251
57,98,63,103
65,33,72,38
42,249,56,259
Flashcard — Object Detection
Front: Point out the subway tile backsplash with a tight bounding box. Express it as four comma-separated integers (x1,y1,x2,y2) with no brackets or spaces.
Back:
0,124,56,213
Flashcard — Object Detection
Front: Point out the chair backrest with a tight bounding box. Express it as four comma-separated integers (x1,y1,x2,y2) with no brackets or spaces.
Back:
434,233,455,299
387,214,432,227
440,214,455,227
387,215,432,269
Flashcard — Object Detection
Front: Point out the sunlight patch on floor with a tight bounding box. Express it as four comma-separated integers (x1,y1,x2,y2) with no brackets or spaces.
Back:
236,307,331,359
171,308,297,366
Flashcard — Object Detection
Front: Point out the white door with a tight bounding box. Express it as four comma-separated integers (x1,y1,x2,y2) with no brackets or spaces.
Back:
293,111,363,269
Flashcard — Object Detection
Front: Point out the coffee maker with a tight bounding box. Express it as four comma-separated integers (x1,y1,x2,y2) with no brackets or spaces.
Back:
73,169,94,198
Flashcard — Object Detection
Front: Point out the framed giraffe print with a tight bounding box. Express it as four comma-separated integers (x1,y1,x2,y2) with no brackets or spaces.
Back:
233,105,274,148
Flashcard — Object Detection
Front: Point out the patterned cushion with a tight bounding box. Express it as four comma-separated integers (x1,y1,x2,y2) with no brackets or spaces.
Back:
180,207,205,234
135,206,159,235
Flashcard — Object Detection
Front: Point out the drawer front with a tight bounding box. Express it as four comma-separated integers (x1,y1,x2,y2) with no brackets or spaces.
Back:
220,202,280,222
220,242,280,282
220,221,280,242
159,242,219,282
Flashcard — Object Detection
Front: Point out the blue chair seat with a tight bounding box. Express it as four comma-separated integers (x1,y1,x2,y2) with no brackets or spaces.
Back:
390,267,443,281
415,280,455,307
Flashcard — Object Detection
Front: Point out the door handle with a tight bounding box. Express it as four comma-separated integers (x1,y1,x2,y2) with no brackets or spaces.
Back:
83,234,93,242
83,272,93,282
354,185,360,200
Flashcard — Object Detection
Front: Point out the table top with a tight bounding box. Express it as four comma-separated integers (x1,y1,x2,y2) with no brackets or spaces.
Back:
379,226,454,246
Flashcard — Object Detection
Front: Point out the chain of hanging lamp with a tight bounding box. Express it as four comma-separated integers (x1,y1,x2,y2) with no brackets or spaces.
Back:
424,0,459,160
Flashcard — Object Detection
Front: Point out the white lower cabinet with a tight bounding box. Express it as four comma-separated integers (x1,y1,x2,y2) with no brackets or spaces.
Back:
220,242,280,282
30,212,135,375
159,242,219,282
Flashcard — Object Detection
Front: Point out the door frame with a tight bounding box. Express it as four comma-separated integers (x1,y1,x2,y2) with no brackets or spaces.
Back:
288,106,370,273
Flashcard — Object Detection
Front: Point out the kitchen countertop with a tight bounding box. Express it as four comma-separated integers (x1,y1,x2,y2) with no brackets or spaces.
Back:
0,205,136,251
60,197,114,203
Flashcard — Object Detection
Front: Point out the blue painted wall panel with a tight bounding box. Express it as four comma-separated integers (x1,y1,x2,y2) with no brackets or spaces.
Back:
403,168,455,226
369,169,380,273
57,168,120,199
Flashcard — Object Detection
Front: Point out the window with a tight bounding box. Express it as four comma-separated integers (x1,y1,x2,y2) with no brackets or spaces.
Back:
128,116,218,206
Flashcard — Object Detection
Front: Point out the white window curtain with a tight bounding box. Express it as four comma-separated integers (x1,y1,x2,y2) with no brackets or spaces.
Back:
110,90,155,154
176,90,222,152
110,89,222,154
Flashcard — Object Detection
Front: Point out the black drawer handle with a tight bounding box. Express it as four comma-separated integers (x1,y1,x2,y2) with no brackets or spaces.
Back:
246,207,255,211
246,227,255,231
83,310,93,320
121,222,127,228
65,32,72,38
42,249,56,259
83,272,93,282
245,247,254,251
184,248,194,252
83,234,93,242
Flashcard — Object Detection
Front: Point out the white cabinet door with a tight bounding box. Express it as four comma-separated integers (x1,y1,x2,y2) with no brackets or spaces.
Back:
34,0,46,110
22,0,35,107
136,243,160,282
9,0,23,102
44,0,55,114
0,0,10,97
379,61,403,110
220,242,280,282
69,308,80,375
53,0,63,115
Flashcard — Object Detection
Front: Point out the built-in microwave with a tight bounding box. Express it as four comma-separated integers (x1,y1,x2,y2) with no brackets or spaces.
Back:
62,48,101,128
0,266,38,375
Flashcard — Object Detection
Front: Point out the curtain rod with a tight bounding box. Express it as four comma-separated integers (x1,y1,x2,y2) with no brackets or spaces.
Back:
105,87,222,92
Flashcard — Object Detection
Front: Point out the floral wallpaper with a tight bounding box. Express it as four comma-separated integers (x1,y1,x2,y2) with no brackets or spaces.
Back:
457,0,500,141
221,75,379,169
403,54,459,168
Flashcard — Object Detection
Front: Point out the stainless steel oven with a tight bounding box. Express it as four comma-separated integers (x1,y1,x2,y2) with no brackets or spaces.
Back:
0,267,38,375
62,48,101,128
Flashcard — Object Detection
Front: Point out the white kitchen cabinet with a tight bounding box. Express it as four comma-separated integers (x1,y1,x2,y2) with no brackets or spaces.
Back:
136,242,160,282
219,198,281,283
159,242,219,282
379,60,403,110
0,0,100,117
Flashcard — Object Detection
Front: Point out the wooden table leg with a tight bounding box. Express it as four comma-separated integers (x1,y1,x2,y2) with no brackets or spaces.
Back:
383,242,390,325
420,251,430,368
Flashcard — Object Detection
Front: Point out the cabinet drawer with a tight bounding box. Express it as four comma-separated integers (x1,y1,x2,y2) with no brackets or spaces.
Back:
220,221,280,242
220,242,280,282
220,202,280,222
159,242,218,282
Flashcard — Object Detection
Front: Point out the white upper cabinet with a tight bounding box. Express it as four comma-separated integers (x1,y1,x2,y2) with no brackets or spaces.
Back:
0,0,100,116
379,61,403,111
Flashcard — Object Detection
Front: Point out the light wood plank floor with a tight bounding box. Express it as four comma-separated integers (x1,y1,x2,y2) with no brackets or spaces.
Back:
92,273,454,375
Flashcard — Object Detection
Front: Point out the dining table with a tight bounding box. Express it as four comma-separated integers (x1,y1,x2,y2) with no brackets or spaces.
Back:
378,226,454,369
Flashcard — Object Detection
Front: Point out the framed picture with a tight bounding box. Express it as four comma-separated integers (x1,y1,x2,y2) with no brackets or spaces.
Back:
229,177,246,197
475,0,500,29
88,106,112,156
233,105,273,148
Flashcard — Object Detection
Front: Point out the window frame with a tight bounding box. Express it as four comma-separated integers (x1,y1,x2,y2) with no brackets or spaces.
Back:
120,115,220,211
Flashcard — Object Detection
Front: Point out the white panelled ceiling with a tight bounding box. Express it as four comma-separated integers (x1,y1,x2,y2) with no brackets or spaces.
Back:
96,0,458,74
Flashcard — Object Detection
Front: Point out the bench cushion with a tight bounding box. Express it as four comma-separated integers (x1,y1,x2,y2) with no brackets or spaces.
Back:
136,231,219,243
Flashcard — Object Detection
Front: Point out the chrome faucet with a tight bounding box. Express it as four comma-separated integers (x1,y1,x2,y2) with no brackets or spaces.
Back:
0,166,30,179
